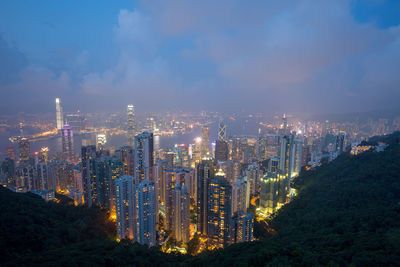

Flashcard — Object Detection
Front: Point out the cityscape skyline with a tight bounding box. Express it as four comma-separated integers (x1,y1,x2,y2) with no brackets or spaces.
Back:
0,1,400,262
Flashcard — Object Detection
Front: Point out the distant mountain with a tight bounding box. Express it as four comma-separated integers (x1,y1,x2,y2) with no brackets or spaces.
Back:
1,132,400,266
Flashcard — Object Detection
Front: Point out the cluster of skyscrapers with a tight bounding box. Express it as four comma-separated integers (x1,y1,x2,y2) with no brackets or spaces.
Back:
0,99,357,252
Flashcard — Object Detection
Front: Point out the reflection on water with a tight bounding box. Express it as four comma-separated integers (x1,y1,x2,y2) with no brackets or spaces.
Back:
29,130,202,157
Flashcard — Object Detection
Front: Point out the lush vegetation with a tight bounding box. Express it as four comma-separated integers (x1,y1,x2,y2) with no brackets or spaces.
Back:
1,132,400,266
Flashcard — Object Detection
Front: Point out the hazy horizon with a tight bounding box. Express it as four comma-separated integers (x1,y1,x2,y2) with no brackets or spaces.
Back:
1,0,400,115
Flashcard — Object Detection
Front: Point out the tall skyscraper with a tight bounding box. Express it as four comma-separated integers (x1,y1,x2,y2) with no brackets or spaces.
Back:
335,131,346,154
215,140,229,163
196,159,215,235
207,169,232,248
134,132,154,181
279,135,295,178
134,179,156,247
292,137,303,177
18,138,30,166
115,175,135,240
201,127,210,158
6,146,16,161
55,98,64,131
218,121,226,141
116,146,134,176
232,176,250,216
171,183,190,243
127,105,135,147
61,124,74,162
96,134,107,150
259,172,281,216
81,145,97,206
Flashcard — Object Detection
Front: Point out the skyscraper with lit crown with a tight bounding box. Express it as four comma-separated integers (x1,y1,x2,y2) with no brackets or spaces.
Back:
127,104,135,147
55,98,64,131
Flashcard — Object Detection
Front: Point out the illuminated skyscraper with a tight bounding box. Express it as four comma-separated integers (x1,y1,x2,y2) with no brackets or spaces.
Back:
115,175,135,240
279,135,295,178
173,144,190,168
232,212,254,243
335,131,346,154
127,104,135,147
207,169,232,248
215,140,229,163
40,147,49,163
232,176,250,215
171,183,190,243
259,172,279,216
96,133,107,150
292,137,303,177
116,146,134,176
55,98,64,131
134,132,153,181
196,159,215,235
201,127,210,158
191,137,202,167
81,145,97,206
61,124,74,162
6,146,16,161
18,138,30,166
134,179,156,247
218,121,226,141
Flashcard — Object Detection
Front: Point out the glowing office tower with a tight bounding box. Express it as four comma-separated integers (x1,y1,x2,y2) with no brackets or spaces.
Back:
115,175,135,240
18,138,30,166
96,134,107,150
134,179,156,247
127,105,135,147
61,124,74,162
207,169,232,248
134,132,154,181
196,159,215,235
55,98,64,131
201,127,210,158
191,137,202,167
218,121,227,141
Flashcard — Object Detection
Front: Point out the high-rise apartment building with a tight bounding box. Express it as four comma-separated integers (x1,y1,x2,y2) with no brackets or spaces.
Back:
115,175,135,240
134,179,156,247
134,132,153,181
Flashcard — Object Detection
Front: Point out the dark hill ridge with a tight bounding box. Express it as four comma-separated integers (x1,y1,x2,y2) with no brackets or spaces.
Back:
1,133,400,266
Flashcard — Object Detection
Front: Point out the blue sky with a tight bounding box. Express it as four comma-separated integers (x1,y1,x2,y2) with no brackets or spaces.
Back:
0,0,399,114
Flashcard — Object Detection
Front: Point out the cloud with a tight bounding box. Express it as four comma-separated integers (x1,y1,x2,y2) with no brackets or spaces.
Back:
2,1,400,114
0,35,28,84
